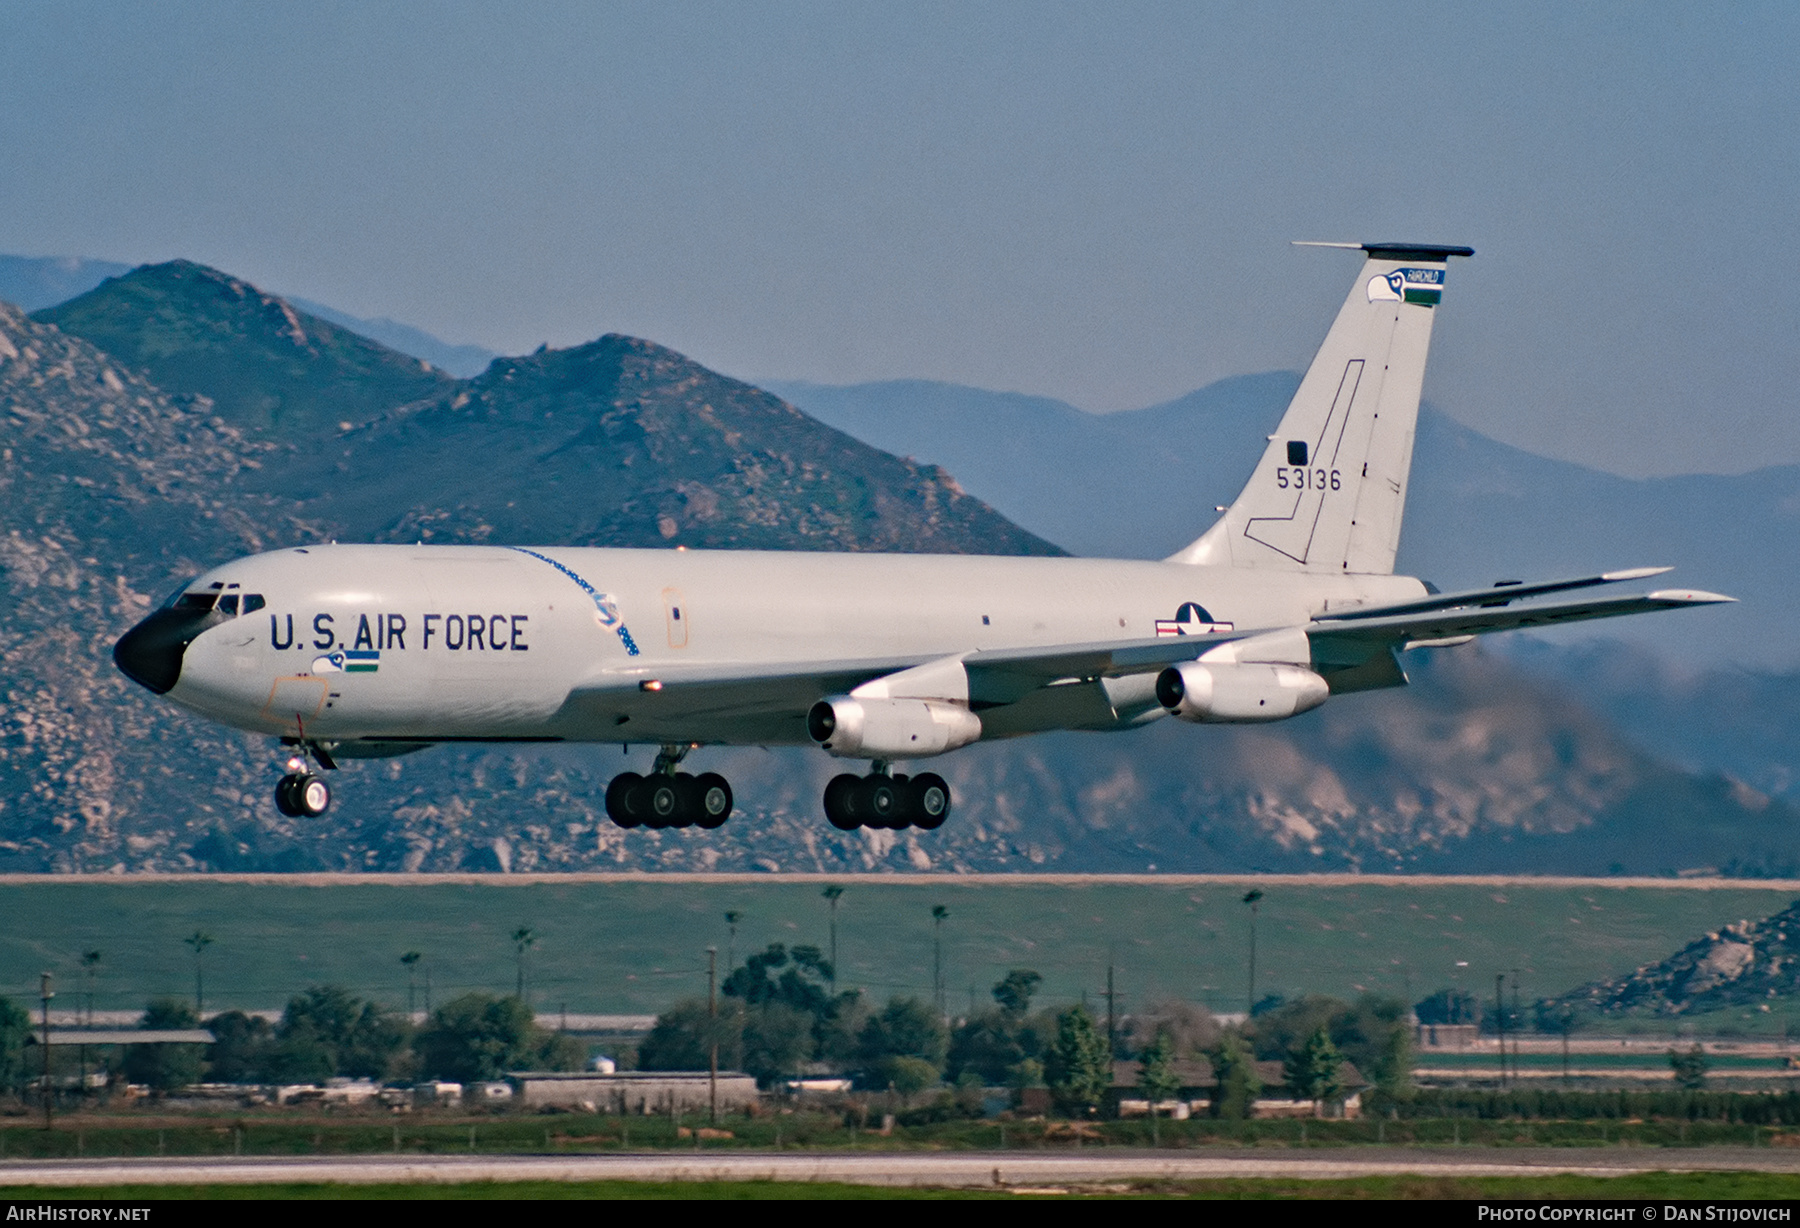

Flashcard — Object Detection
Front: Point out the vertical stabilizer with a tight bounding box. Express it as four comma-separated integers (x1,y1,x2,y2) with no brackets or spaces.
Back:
1168,242,1472,574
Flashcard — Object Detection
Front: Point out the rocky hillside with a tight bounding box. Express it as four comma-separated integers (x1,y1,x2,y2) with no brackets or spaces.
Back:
1546,897,1800,1019
304,333,1057,554
34,261,456,436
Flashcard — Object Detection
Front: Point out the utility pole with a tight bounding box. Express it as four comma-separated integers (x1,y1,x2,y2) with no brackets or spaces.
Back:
821,887,844,993
931,905,949,1019
1494,973,1507,1089
1242,890,1264,1016
40,972,53,1130
707,946,718,1125
1511,970,1523,1088
183,932,213,1018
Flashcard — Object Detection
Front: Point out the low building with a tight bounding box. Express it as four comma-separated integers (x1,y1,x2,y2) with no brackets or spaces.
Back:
511,1070,759,1114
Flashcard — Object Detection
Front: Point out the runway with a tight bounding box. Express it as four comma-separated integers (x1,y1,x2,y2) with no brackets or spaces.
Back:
7,1148,1800,1189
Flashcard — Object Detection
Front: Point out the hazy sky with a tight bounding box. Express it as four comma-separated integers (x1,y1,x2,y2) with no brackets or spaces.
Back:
2,2,1793,477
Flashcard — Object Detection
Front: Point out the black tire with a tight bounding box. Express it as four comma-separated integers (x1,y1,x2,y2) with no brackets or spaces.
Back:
605,772,644,828
864,775,902,828
824,773,861,830
912,772,951,829
695,772,732,829
642,777,681,829
274,774,301,818
295,773,331,818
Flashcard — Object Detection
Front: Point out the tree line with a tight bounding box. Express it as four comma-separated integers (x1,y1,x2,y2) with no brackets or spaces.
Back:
0,989,585,1093
637,942,1417,1116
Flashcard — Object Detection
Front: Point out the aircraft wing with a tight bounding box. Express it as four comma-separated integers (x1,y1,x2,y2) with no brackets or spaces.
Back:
554,575,1731,737
1305,584,1734,691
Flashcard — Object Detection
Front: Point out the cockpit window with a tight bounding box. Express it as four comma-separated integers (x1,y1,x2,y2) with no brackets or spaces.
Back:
173,592,217,612
242,594,266,614
216,594,239,616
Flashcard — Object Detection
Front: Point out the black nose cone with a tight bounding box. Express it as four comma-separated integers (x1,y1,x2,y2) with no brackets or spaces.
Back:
113,607,220,694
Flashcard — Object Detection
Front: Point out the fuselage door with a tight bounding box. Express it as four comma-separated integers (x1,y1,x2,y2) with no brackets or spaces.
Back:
663,587,689,649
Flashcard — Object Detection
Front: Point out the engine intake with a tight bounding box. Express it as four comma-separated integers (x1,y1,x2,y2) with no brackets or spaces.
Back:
808,696,982,759
1155,661,1329,723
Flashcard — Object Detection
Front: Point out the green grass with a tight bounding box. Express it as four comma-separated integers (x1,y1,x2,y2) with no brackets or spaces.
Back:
4,877,1800,1022
5,1173,1800,1199
6,1109,1800,1158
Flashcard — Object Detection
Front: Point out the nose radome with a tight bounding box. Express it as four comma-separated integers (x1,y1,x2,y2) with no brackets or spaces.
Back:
113,607,221,695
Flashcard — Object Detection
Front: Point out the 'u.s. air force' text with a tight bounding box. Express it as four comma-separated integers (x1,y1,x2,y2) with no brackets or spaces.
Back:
268,613,530,652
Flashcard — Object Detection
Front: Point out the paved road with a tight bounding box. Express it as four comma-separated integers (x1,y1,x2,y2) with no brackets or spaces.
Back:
7,1149,1800,1189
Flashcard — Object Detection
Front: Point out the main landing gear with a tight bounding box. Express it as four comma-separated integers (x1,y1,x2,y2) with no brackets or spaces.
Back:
274,743,335,818
823,764,950,832
606,744,734,830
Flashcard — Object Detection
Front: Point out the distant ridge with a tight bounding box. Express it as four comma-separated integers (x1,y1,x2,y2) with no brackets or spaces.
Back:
34,260,456,435
0,253,131,312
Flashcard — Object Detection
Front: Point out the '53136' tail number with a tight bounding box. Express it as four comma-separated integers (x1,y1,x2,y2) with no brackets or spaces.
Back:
1277,467,1341,490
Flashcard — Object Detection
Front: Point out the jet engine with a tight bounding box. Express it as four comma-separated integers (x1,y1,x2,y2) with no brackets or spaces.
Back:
808,696,982,759
1154,661,1329,723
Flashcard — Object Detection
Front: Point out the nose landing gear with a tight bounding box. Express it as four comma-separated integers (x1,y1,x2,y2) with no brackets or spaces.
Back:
823,764,950,831
605,745,734,830
274,745,334,818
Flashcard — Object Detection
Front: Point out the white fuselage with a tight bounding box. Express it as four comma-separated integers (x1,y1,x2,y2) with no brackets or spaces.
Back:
163,543,1426,749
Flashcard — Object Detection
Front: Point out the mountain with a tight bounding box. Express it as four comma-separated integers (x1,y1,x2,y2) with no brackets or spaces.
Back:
1497,638,1800,805
0,301,311,871
0,255,131,312
765,379,1793,669
33,261,457,436
1547,897,1800,1020
302,334,1061,555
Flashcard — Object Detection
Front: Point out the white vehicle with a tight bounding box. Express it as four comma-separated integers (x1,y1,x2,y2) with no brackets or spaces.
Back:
114,243,1731,831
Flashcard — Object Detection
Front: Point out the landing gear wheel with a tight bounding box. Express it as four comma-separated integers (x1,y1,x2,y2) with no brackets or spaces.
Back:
911,772,950,829
694,772,733,829
641,776,682,828
606,772,644,828
824,774,862,830
285,773,330,817
274,774,301,817
863,774,904,828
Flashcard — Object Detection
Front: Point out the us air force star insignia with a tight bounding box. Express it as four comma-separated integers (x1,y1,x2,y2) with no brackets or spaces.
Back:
1154,602,1233,637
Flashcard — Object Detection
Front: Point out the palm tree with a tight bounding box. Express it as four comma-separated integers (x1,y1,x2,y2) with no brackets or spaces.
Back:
723,911,742,977
821,887,844,991
80,950,101,1027
183,932,213,1018
401,951,422,1019
511,927,537,1002
931,905,950,1018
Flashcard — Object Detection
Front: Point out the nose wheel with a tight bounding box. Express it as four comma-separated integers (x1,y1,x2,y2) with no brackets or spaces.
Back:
275,772,331,818
824,770,949,831
273,745,334,818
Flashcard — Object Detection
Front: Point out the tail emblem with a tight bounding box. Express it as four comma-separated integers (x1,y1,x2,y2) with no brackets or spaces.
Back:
1368,267,1444,306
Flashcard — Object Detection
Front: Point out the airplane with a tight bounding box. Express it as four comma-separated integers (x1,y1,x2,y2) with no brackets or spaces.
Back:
112,242,1733,832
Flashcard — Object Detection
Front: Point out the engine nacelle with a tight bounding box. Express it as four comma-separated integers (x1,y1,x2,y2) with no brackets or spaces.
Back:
1154,661,1329,723
807,696,982,759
